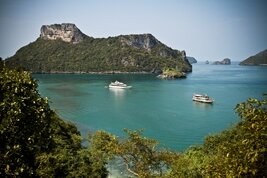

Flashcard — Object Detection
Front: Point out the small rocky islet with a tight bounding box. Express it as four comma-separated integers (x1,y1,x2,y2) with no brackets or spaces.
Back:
212,58,231,65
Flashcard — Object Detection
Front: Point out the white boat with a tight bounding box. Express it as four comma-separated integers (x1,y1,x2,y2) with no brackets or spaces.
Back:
192,94,214,104
108,81,132,89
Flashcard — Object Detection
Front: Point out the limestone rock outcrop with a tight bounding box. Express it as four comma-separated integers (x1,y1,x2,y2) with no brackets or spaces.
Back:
40,23,85,43
213,58,231,65
119,34,159,51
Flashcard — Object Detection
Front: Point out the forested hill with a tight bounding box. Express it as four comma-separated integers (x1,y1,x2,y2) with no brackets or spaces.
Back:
239,49,267,65
6,23,192,73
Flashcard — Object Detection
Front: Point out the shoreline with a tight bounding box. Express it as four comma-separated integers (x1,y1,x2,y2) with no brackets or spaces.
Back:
31,71,154,74
30,69,192,75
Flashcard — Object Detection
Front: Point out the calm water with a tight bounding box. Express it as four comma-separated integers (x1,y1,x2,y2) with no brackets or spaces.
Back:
34,63,267,151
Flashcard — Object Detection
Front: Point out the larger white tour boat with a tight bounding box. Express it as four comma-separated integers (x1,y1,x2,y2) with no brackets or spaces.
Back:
192,94,214,104
108,81,132,89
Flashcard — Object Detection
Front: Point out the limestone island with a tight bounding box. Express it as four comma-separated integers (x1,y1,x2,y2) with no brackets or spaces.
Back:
157,67,186,79
212,58,231,65
5,23,192,74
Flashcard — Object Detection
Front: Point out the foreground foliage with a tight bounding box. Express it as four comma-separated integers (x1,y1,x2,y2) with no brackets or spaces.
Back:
168,96,267,178
0,66,107,177
0,66,53,176
90,129,179,177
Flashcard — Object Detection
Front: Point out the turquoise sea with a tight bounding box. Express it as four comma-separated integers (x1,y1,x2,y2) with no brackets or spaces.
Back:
33,62,267,151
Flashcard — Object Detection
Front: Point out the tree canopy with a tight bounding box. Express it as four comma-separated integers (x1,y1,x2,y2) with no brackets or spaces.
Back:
0,65,108,177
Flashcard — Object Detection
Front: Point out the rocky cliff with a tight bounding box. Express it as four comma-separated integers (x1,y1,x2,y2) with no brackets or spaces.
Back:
240,49,267,65
213,58,231,65
120,34,159,51
6,23,192,73
40,23,85,43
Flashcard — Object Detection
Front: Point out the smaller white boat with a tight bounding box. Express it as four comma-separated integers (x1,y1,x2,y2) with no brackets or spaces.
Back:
192,94,214,104
109,81,132,89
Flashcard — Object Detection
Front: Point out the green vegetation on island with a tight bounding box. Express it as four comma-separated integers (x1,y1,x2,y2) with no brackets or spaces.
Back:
1,63,266,177
240,49,267,65
5,23,192,74
158,67,186,79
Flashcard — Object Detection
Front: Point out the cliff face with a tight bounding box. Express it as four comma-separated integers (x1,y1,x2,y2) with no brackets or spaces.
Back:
120,34,159,51
119,34,187,59
6,23,192,73
40,23,85,43
240,49,267,65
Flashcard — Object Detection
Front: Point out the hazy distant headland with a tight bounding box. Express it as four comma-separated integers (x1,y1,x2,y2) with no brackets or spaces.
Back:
5,23,192,74
239,49,267,66
186,56,197,64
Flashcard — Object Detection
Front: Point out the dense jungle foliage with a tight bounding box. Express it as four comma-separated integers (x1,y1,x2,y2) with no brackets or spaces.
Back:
0,65,108,177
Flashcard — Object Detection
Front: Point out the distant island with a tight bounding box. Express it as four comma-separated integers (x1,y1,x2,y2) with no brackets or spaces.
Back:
186,56,197,64
212,58,231,65
5,23,192,74
239,49,267,66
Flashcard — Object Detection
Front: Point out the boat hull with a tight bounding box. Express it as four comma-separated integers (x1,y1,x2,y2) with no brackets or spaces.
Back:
192,98,213,104
192,94,214,104
108,85,132,89
108,80,132,89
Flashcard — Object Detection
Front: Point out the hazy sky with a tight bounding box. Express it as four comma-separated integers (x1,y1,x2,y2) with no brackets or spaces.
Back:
0,0,267,61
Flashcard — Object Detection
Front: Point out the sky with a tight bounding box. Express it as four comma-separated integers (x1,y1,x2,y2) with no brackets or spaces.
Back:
0,0,267,61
